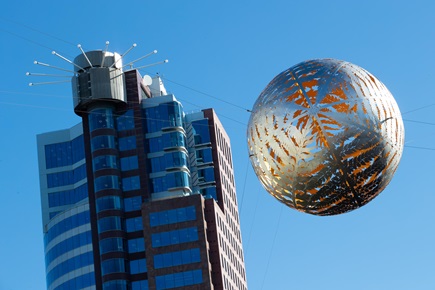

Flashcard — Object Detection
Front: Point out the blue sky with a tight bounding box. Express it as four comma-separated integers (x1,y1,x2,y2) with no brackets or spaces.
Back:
1,1,434,289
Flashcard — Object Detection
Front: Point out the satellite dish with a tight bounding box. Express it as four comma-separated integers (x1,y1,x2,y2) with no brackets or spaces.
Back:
142,75,152,86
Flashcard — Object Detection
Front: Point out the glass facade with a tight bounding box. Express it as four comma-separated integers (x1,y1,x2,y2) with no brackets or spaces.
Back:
38,73,246,290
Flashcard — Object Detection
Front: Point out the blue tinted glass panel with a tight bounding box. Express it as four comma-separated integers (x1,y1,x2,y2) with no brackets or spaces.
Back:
94,175,120,192
192,119,210,145
120,156,138,171
101,258,125,275
98,216,122,233
126,217,143,233
46,251,94,287
151,227,198,247
154,248,200,269
45,231,92,266
124,196,142,212
103,280,128,290
71,135,85,164
100,237,124,254
89,108,115,131
93,155,118,171
54,272,95,290
96,196,122,212
116,110,135,131
45,141,72,169
122,176,140,191
144,102,183,133
149,206,196,227
91,135,116,152
155,269,202,290
44,210,91,246
132,280,149,290
130,258,147,274
200,186,217,200
198,167,215,183
118,136,136,151
48,183,88,208
47,164,85,188
127,238,145,253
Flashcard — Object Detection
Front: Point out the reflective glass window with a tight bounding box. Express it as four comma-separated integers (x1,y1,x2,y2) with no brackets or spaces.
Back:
151,172,189,193
120,156,138,171
44,210,91,246
46,164,86,188
119,136,136,151
149,206,196,227
54,272,95,290
144,102,183,133
45,136,85,169
103,280,128,290
45,230,92,267
116,109,135,131
154,248,200,269
124,196,142,212
98,216,122,233
91,135,116,152
122,176,140,191
200,186,217,200
155,269,202,290
94,175,120,192
101,258,125,275
195,147,213,164
100,237,124,254
96,196,122,212
151,227,198,247
128,238,145,253
46,251,94,286
126,217,143,233
129,258,147,274
93,155,118,171
48,183,88,208
198,167,215,183
191,119,210,145
89,108,115,131
132,280,149,290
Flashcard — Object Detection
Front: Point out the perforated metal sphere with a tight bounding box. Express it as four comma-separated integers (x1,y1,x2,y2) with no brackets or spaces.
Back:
247,59,404,216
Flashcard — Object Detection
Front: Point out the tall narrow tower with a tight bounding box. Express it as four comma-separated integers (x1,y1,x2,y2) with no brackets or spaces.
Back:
37,47,248,290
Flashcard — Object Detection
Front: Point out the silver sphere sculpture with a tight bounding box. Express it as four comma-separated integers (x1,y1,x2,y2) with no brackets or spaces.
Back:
247,59,404,216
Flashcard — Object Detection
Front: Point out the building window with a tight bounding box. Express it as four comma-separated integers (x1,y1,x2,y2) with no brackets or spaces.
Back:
144,102,183,133
103,280,128,290
91,135,116,152
150,172,189,193
45,135,85,169
89,108,115,131
46,164,87,188
154,248,200,269
48,183,88,208
116,109,135,131
131,280,149,290
93,155,118,171
126,217,143,233
98,216,122,233
155,269,202,289
129,258,147,274
124,196,142,212
94,175,120,192
101,258,125,275
128,238,145,253
118,136,136,151
96,196,122,212
149,206,196,227
122,176,140,191
151,227,198,247
191,119,210,145
120,156,138,171
100,237,124,254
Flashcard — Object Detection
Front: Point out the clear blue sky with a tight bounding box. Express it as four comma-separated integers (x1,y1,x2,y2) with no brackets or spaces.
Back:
1,1,434,289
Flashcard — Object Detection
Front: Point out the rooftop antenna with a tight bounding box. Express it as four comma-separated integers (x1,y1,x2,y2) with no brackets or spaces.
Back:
33,61,75,73
135,59,169,70
100,41,110,67
52,51,85,71
77,44,93,68
29,80,71,86
110,43,137,68
122,49,158,69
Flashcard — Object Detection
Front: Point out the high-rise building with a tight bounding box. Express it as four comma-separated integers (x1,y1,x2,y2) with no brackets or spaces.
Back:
37,49,247,290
